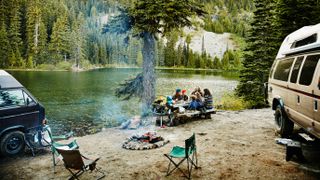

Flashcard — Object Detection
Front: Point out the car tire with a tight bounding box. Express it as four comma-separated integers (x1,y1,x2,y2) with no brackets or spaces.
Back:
275,105,293,137
0,131,25,156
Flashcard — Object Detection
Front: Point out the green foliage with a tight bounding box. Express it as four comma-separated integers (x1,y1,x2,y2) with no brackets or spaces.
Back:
221,51,230,70
38,63,56,70
136,51,143,66
202,0,254,37
218,92,249,110
274,0,320,48
49,14,71,64
164,31,180,66
26,55,34,68
0,23,10,67
129,0,206,35
213,56,222,69
237,0,320,108
236,0,277,108
0,0,246,71
56,61,72,70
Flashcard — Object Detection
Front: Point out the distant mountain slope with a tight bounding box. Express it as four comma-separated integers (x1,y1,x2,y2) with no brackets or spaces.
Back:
179,28,236,59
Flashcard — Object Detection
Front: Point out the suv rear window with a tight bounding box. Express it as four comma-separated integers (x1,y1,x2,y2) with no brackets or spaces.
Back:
290,56,304,83
273,58,294,81
299,54,320,86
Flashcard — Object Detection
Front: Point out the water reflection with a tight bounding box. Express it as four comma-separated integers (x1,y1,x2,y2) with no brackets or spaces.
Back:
8,68,239,136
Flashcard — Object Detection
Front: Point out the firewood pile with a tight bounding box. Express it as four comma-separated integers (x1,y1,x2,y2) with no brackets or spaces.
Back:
122,132,169,150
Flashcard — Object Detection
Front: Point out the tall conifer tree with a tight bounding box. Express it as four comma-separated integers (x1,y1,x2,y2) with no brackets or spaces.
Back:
236,0,277,107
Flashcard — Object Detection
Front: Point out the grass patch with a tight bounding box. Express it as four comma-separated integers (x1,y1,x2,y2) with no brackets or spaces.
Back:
37,64,56,71
56,61,72,71
216,92,249,111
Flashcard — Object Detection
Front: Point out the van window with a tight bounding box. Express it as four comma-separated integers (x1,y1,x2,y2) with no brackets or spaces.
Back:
299,55,320,86
291,34,317,48
22,91,36,106
0,89,25,108
269,61,277,78
273,58,294,81
290,56,304,83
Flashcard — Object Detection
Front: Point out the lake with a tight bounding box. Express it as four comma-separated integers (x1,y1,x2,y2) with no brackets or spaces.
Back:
8,68,239,136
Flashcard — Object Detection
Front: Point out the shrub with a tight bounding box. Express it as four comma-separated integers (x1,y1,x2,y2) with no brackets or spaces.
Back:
37,64,56,71
56,61,72,70
217,92,249,110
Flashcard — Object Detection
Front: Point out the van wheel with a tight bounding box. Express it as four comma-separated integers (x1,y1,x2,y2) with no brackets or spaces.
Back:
275,105,293,137
0,131,25,156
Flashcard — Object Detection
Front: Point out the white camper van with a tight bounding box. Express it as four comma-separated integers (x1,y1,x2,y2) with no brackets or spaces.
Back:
268,23,320,138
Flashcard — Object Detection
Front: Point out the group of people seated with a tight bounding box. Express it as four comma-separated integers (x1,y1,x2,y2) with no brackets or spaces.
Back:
166,87,213,112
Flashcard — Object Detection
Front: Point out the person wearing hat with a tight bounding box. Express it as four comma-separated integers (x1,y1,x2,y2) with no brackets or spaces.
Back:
181,89,189,101
166,96,174,107
172,88,183,102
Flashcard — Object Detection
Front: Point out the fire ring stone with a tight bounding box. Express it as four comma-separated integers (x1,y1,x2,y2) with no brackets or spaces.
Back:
122,132,170,150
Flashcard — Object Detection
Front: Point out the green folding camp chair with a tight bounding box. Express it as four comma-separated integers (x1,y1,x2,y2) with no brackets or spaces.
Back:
56,148,105,180
42,126,79,171
164,133,199,179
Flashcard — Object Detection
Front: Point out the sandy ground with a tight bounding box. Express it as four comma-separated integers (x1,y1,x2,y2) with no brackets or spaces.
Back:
0,108,319,180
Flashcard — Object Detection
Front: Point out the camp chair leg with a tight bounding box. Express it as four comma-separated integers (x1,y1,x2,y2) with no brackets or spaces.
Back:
187,158,191,179
25,138,35,157
52,152,61,172
67,168,83,180
164,154,188,177
189,153,199,169
95,167,106,180
195,151,198,167
187,158,192,179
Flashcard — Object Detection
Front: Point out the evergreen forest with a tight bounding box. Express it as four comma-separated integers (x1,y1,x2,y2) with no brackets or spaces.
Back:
0,0,254,70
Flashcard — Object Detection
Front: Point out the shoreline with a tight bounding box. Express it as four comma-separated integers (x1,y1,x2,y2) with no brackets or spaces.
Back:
4,66,240,72
0,108,318,179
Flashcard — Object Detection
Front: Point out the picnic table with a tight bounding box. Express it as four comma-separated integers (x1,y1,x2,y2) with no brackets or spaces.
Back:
153,101,216,126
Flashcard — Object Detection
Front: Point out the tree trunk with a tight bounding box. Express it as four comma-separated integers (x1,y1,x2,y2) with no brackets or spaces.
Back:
141,32,156,115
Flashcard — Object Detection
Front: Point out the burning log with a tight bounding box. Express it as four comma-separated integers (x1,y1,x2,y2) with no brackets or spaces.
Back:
122,132,169,150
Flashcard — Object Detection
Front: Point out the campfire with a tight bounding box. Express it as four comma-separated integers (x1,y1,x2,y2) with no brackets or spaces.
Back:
122,132,169,150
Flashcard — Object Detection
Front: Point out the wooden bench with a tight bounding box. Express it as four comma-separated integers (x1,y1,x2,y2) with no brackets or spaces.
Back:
176,108,216,118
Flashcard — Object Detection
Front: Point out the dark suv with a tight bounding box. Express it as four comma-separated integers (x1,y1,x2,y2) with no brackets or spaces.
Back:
0,70,45,156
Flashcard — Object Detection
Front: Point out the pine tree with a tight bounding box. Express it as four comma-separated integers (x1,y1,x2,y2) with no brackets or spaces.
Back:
103,0,206,112
49,13,71,64
156,39,165,66
26,55,34,68
236,0,277,107
233,51,241,68
187,49,195,68
176,44,183,67
274,0,320,47
164,32,179,67
70,13,85,69
26,0,41,65
0,22,10,67
7,0,23,67
221,51,230,70
213,56,221,69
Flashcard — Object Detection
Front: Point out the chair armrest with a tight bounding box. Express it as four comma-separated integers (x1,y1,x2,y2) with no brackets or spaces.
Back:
52,139,78,150
81,154,100,163
52,131,74,141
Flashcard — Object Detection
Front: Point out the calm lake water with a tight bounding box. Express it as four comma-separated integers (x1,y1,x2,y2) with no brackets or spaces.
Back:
8,68,239,136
